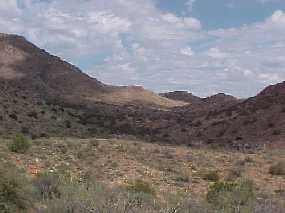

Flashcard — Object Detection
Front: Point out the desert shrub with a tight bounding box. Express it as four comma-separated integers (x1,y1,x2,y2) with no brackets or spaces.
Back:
27,111,38,119
272,129,281,135
269,162,285,176
175,174,190,183
254,195,285,213
0,162,33,212
244,156,254,163
8,133,31,153
126,179,155,195
88,139,99,147
202,170,219,182
173,198,213,213
38,175,157,213
9,113,18,120
33,172,61,200
64,120,71,128
163,191,213,213
226,160,246,181
77,146,95,160
21,127,30,135
207,179,255,213
40,178,111,213
226,166,243,181
54,144,68,154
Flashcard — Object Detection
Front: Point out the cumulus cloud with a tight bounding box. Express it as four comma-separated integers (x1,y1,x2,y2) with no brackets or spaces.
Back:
0,0,284,97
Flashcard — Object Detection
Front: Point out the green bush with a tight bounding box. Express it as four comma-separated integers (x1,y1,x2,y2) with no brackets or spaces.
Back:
269,162,285,176
207,179,255,213
0,162,33,212
8,133,31,153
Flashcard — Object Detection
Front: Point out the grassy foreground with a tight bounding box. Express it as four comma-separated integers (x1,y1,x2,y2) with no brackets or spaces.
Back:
0,136,284,212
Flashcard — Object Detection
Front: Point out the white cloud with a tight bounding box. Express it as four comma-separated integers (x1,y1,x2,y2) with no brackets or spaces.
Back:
180,47,194,56
0,0,17,11
162,13,201,30
207,48,228,59
0,1,284,98
267,10,285,26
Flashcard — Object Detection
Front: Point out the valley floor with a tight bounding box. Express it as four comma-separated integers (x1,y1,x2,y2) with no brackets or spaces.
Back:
0,137,284,212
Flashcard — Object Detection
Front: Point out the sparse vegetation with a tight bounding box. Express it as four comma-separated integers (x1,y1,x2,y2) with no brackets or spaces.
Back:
0,137,283,212
8,133,31,153
0,162,33,212
272,129,281,136
33,172,61,200
227,166,244,181
126,179,155,195
207,179,255,212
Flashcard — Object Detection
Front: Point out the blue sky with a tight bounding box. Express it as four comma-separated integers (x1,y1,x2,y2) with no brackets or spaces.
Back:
157,0,285,29
0,0,285,97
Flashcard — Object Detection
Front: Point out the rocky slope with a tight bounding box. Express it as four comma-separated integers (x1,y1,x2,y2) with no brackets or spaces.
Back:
0,33,184,108
160,91,240,112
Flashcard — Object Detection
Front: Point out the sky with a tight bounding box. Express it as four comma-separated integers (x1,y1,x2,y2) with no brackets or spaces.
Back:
1,0,285,97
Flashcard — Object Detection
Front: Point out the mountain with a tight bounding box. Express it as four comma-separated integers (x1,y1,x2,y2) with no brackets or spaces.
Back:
0,33,183,138
0,33,184,108
161,91,240,115
160,91,202,105
0,33,284,148
187,82,285,148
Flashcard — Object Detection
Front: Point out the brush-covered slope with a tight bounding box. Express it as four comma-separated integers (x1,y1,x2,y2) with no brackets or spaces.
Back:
0,33,284,148
161,91,239,111
188,82,285,148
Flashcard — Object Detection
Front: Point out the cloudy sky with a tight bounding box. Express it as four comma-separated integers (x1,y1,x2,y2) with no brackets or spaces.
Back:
1,0,285,97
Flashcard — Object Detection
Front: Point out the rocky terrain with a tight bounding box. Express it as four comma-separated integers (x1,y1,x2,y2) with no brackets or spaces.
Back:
0,33,284,148
0,136,284,212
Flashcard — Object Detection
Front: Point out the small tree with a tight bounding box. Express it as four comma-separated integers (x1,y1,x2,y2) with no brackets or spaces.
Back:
9,133,31,153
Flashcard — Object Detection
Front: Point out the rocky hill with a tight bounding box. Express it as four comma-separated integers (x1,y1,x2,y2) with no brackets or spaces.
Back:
0,33,184,108
161,91,240,112
160,91,202,104
0,33,284,148
185,82,285,148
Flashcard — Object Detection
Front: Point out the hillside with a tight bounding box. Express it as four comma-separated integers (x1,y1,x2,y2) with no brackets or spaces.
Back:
160,91,240,112
0,33,285,148
185,82,285,148
160,91,202,105
0,33,184,108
